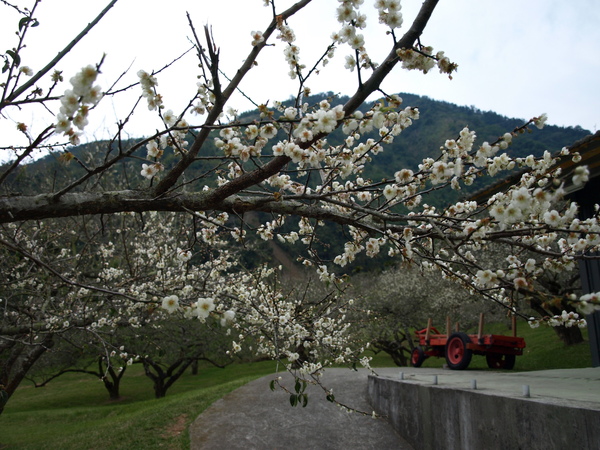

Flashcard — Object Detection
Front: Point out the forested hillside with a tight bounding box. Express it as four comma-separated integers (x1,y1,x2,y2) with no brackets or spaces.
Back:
4,92,589,204
2,92,590,272
258,92,590,205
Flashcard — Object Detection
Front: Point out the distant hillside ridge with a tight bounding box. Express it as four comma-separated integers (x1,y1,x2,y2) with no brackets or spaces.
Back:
241,90,589,176
2,91,590,203
0,92,591,274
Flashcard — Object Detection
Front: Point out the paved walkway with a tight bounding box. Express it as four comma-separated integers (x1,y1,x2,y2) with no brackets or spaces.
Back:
189,368,412,449
190,367,600,449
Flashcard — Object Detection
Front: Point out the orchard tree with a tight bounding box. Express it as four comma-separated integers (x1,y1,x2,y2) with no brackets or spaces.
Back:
466,242,586,346
132,319,234,399
349,264,489,366
0,209,359,411
0,211,243,408
1,0,599,412
27,337,131,401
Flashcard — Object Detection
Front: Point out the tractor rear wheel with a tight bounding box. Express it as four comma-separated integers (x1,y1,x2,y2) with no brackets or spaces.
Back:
445,332,472,370
486,353,516,370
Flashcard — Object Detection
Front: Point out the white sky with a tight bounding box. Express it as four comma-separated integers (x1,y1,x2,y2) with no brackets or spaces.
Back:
1,0,599,154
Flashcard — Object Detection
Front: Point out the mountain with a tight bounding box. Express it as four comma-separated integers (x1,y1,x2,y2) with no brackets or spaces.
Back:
1,92,590,274
242,91,589,207
238,91,591,270
4,91,589,196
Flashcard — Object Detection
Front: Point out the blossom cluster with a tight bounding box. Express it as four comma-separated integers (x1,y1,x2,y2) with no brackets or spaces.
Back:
396,46,457,78
529,310,587,329
276,16,303,79
576,292,600,315
212,96,424,200
224,266,368,376
376,0,403,29
138,68,216,179
139,111,191,179
55,65,102,145
138,70,162,111
333,0,372,73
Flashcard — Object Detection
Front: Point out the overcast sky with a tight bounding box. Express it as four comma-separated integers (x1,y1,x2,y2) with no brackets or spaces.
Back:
1,0,599,153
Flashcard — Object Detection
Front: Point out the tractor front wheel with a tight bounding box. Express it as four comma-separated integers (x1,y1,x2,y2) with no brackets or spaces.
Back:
411,346,426,368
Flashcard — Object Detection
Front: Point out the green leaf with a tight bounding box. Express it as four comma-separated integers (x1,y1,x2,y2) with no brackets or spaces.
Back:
326,393,335,403
294,378,301,394
289,394,298,407
6,50,20,68
269,380,276,391
301,393,308,408
19,17,29,31
18,17,39,31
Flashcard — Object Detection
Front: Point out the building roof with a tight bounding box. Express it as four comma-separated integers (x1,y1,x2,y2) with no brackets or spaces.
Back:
469,131,600,203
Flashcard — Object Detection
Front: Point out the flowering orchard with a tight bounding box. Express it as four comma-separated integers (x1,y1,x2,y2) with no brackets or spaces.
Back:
1,0,599,411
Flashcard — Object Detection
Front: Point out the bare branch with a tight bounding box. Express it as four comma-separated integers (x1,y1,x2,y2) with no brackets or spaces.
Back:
1,0,120,106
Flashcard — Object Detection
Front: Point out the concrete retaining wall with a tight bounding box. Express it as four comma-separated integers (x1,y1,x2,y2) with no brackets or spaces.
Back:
367,375,600,450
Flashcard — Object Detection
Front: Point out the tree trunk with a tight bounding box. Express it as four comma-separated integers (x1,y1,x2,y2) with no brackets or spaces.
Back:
190,359,198,375
0,334,54,415
374,339,409,367
153,380,168,399
552,325,584,346
143,357,196,398
100,358,126,400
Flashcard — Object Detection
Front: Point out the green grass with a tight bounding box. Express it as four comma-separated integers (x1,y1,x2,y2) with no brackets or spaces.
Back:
0,325,594,449
0,360,279,449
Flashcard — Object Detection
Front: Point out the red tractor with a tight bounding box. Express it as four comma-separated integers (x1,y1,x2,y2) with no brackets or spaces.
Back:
411,315,526,370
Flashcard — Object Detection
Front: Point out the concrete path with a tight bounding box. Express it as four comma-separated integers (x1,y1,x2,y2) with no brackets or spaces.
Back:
190,366,600,449
189,368,413,449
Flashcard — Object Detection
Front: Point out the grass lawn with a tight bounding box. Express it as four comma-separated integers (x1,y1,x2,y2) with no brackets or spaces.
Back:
0,360,279,450
0,323,593,449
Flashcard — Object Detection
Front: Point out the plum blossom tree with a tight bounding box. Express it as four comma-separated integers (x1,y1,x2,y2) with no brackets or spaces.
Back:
0,209,361,411
126,319,235,399
0,211,244,407
27,339,131,401
1,0,600,412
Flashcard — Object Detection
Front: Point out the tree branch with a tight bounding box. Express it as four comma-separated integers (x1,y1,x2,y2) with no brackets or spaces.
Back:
1,0,120,106
152,0,314,196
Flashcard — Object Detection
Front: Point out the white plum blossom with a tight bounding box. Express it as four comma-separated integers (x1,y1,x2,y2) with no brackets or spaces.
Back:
138,69,161,110
220,310,236,327
140,163,163,180
533,113,548,129
572,166,589,186
250,30,264,46
161,295,180,314
19,66,33,76
344,55,357,71
195,297,216,319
